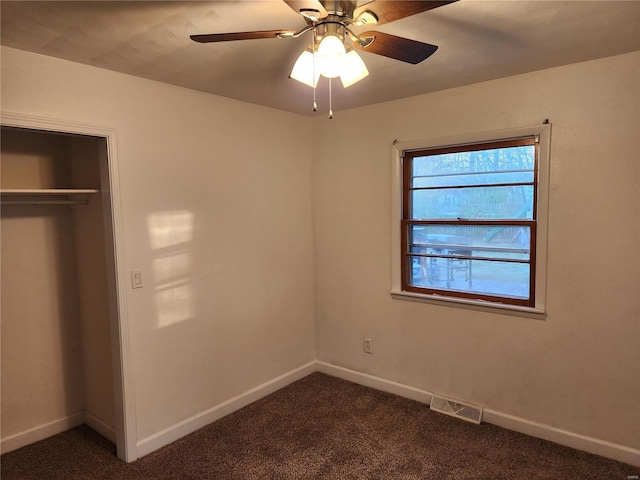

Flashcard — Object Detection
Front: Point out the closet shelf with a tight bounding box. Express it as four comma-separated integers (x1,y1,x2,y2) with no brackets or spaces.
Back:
1,189,99,205
1,189,100,195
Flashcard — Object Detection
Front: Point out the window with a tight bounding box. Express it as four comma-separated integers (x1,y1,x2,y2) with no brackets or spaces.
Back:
391,125,550,314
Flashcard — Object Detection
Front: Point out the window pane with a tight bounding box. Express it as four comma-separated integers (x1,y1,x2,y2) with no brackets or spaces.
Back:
412,145,535,180
408,255,530,300
409,225,531,260
411,185,534,220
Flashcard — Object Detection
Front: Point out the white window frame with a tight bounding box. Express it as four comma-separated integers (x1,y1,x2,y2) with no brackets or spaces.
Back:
390,124,551,318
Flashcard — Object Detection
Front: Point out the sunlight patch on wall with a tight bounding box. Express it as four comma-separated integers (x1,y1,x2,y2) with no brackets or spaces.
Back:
154,283,192,328
147,210,194,250
147,210,195,328
153,252,191,284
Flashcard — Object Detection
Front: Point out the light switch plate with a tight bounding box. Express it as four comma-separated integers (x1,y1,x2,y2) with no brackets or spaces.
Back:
131,270,143,289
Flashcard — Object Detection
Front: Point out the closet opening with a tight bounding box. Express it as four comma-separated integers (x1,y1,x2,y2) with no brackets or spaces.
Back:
1,117,135,462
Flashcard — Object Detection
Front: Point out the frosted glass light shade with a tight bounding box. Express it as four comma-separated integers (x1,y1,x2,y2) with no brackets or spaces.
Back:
289,50,320,87
290,37,369,88
340,50,369,87
316,34,346,78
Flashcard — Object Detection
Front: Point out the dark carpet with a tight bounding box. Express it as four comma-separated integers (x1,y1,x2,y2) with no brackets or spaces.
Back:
2,373,638,479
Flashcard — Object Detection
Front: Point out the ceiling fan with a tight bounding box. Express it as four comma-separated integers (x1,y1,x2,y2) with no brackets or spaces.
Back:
191,0,456,115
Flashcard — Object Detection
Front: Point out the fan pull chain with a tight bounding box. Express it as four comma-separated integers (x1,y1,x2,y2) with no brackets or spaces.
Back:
312,80,317,113
312,31,317,112
313,85,317,112
328,77,333,119
312,66,317,113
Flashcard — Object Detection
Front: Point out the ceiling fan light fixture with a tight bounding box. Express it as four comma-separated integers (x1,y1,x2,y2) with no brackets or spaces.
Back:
316,33,346,78
289,49,320,87
340,50,369,87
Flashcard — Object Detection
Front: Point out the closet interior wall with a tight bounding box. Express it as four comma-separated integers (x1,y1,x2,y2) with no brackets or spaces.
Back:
0,127,115,453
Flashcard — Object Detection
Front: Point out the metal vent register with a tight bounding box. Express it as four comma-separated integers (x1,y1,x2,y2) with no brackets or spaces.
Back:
430,395,483,424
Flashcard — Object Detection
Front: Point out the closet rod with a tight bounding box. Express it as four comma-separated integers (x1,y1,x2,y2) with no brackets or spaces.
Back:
1,199,89,206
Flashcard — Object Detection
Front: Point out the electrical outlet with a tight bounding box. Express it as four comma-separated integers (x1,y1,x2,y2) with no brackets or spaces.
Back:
363,337,373,354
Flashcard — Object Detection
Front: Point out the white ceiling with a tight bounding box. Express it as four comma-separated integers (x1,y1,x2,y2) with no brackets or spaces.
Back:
2,1,639,116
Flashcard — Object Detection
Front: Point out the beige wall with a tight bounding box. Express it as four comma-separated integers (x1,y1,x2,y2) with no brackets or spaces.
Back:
1,46,317,443
1,205,85,438
312,51,640,449
0,128,72,189
70,136,116,429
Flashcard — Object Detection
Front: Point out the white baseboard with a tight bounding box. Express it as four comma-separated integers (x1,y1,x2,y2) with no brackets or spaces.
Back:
0,411,85,454
316,361,433,405
316,361,640,467
0,410,117,455
85,411,117,443
483,409,640,467
136,361,317,458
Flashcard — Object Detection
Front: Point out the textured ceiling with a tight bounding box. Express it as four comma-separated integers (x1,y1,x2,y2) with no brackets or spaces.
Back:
1,1,639,116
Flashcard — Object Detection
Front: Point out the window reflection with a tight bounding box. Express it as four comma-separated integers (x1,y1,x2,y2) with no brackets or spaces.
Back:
154,284,192,328
153,252,191,284
146,211,195,328
147,211,194,250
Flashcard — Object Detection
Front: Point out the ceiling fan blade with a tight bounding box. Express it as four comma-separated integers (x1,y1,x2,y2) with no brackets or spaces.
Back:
190,30,296,43
282,0,328,18
353,31,438,64
354,1,457,26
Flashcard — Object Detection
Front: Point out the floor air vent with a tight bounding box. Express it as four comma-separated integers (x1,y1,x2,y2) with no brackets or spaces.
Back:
430,395,483,424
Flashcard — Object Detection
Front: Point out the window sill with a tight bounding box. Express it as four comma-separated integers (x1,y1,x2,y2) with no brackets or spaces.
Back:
390,289,546,320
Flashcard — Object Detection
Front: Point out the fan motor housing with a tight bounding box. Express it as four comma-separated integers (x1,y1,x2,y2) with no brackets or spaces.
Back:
323,0,357,18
